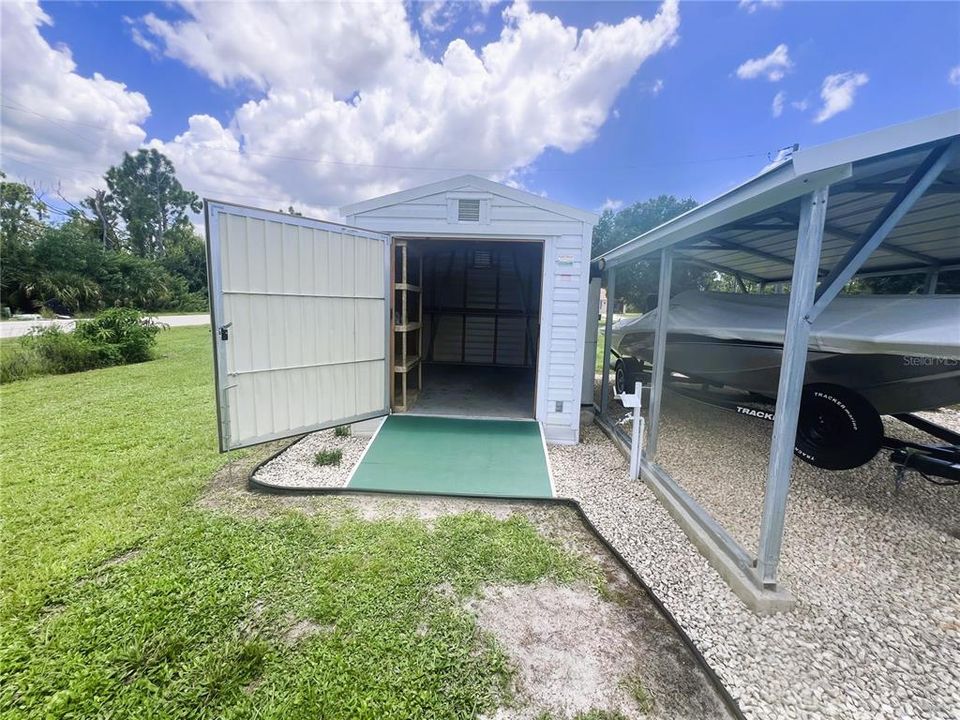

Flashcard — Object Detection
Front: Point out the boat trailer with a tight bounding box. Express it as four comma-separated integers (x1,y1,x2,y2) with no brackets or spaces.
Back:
612,352,960,487
667,381,960,487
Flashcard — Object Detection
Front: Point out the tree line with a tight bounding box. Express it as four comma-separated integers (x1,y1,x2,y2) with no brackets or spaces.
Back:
1,149,207,315
590,194,956,305
3,155,944,319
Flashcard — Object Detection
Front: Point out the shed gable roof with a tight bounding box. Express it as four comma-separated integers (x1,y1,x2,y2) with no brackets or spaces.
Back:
340,174,598,225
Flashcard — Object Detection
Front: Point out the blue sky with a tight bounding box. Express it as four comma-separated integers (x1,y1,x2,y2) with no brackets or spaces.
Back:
2,1,958,217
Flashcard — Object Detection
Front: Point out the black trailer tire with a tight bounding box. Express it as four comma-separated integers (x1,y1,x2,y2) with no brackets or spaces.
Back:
615,357,643,396
794,384,883,470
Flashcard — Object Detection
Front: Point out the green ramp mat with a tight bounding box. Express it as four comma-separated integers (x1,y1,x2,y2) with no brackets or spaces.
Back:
348,415,553,498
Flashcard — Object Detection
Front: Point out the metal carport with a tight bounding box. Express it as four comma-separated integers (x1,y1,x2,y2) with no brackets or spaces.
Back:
593,109,960,612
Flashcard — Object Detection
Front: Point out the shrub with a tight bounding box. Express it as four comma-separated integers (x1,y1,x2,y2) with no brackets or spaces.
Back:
21,326,119,374
334,425,351,437
74,308,165,364
0,309,166,383
0,343,45,383
313,449,343,466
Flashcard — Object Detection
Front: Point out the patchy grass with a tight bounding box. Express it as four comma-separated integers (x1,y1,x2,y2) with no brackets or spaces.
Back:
3,510,583,719
313,448,343,466
0,326,228,621
0,326,590,719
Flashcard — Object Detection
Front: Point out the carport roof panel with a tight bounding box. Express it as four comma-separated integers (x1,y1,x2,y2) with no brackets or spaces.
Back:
595,110,960,280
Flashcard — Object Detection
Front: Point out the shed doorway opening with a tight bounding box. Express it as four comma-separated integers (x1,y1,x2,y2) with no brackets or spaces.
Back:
391,238,543,419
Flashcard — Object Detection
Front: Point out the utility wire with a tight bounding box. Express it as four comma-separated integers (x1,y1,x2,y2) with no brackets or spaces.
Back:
3,154,312,208
1,100,770,173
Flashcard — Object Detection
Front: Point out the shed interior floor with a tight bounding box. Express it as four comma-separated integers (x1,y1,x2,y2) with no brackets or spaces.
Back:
408,364,536,419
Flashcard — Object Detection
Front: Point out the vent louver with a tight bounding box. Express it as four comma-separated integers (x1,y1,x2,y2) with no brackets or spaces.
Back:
458,198,481,222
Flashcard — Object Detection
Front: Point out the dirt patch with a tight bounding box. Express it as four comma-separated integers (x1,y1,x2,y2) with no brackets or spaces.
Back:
470,579,731,720
471,582,645,718
98,547,143,571
282,618,332,646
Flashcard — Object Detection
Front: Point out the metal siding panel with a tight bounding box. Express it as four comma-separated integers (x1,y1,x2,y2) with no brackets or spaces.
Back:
210,204,389,449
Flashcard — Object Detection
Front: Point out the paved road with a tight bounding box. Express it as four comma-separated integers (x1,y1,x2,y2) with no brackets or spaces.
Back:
0,314,209,339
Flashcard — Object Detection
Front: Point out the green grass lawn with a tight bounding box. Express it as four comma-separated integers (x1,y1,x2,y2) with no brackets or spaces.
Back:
0,327,590,719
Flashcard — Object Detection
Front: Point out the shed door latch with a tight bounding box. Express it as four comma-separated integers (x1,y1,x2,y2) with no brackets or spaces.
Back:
219,322,232,341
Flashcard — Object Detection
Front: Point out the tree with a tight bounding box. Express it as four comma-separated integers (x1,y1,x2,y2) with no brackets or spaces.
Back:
592,195,708,309
100,149,201,258
1,172,47,244
81,189,121,251
159,224,207,295
1,173,50,310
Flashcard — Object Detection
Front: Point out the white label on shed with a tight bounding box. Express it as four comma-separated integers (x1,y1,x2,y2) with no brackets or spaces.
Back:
556,254,575,265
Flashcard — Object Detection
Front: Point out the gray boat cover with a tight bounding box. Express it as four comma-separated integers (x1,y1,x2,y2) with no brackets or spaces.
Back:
613,290,960,359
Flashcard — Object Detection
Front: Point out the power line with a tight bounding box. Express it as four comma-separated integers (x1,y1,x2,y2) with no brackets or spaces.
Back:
1,100,770,173
3,153,319,208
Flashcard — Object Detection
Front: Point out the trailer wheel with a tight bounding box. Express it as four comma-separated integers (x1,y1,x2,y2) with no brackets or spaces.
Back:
615,357,643,396
795,384,883,470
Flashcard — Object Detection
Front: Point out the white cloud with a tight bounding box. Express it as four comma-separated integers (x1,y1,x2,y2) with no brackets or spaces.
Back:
420,1,458,33
598,198,623,212
738,0,783,13
814,71,868,123
949,65,960,86
736,43,792,82
0,1,150,197
791,98,809,111
138,0,681,212
3,0,681,214
651,78,665,95
771,90,786,117
138,2,417,94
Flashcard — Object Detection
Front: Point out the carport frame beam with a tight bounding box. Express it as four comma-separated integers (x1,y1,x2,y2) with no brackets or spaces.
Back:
646,248,673,460
756,186,830,588
808,139,959,321
599,268,617,415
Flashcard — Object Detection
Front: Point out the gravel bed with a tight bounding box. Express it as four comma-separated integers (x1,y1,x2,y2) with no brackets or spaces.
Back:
552,392,960,719
253,427,371,488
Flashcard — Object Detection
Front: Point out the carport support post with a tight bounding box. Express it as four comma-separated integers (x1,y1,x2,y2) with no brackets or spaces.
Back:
757,187,829,588
599,268,617,414
646,248,673,461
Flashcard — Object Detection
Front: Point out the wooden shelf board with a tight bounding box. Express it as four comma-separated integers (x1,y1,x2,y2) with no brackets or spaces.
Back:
394,322,422,332
393,356,421,373
395,283,421,292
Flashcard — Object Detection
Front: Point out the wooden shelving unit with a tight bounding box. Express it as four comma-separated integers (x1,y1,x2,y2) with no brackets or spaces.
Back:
393,241,422,411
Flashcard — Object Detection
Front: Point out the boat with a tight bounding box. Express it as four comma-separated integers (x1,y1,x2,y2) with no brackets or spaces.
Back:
609,290,960,472
611,290,960,414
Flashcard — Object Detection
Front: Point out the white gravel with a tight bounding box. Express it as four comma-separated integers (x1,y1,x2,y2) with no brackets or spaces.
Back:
253,428,370,488
551,391,960,720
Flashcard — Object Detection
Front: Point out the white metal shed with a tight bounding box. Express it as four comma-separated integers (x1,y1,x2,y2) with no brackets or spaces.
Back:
204,175,597,451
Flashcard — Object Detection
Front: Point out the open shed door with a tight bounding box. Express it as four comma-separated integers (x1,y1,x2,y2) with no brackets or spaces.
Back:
206,201,390,451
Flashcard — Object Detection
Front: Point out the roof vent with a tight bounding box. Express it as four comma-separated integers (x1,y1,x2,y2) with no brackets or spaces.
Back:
458,198,481,222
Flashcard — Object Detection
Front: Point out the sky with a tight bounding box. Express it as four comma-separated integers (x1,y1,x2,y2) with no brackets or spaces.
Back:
1,0,958,221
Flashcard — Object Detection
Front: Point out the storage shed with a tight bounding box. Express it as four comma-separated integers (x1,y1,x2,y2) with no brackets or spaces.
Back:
205,175,597,451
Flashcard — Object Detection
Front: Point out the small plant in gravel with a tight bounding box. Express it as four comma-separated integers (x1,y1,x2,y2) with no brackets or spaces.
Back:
572,711,629,720
334,425,351,437
313,449,343,466
622,674,654,713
